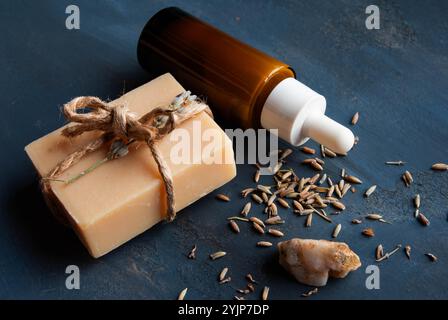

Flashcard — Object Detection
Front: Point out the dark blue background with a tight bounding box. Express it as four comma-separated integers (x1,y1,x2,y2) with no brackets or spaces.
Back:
0,0,447,299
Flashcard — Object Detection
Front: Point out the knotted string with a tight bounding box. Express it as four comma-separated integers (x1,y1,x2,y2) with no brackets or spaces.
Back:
41,91,212,222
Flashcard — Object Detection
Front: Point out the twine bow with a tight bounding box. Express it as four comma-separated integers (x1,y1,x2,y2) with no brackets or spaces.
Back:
42,91,212,222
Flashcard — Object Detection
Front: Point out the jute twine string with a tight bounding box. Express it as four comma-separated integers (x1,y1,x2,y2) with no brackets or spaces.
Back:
41,91,211,222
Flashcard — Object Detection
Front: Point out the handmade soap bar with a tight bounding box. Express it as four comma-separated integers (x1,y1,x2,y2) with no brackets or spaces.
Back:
25,73,236,258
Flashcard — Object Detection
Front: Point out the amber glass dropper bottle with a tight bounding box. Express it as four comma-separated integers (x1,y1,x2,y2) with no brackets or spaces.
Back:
137,7,354,153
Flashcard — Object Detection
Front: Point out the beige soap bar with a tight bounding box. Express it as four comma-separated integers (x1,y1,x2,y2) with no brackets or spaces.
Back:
25,73,236,258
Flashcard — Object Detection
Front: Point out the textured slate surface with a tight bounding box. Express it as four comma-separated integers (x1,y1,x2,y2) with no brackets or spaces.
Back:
0,0,447,299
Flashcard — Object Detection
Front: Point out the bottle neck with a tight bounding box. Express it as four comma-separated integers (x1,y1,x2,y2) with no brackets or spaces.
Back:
261,77,326,145
261,77,354,153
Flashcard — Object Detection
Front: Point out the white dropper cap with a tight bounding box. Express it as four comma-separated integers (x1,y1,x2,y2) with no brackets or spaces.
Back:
260,77,354,154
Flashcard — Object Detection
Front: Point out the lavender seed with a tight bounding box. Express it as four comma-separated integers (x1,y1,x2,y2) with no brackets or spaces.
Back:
285,192,299,199
414,209,419,219
376,244,384,260
324,148,337,158
254,170,260,183
219,277,231,284
229,220,240,233
268,228,284,237
252,222,265,234
241,188,255,197
265,216,284,225
362,228,375,237
402,174,409,186
342,183,351,197
257,185,272,195
210,251,227,260
314,157,325,166
305,213,313,227
344,175,363,184
241,202,252,216
271,162,282,174
178,288,188,300
188,245,197,259
279,148,293,161
302,158,316,164
262,286,270,300
352,219,362,224
332,224,342,238
293,200,304,211
227,216,249,222
267,194,277,206
314,186,329,193
334,185,343,198
219,267,228,281
417,212,430,226
404,171,413,186
216,194,230,202
338,178,345,191
309,173,321,185
366,214,383,221
301,146,316,155
236,289,249,294
237,288,250,294
261,192,269,203
425,253,437,262
319,173,327,185
310,160,323,171
405,170,413,182
313,208,332,222
321,145,326,158
269,203,278,217
282,171,293,181
414,194,420,209
431,163,448,171
351,112,359,125
327,185,335,197
246,274,257,283
250,217,266,228
277,198,290,208
251,193,263,204
385,161,406,166
405,245,411,259
332,201,346,211
257,241,273,247
364,185,377,197
302,288,318,297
